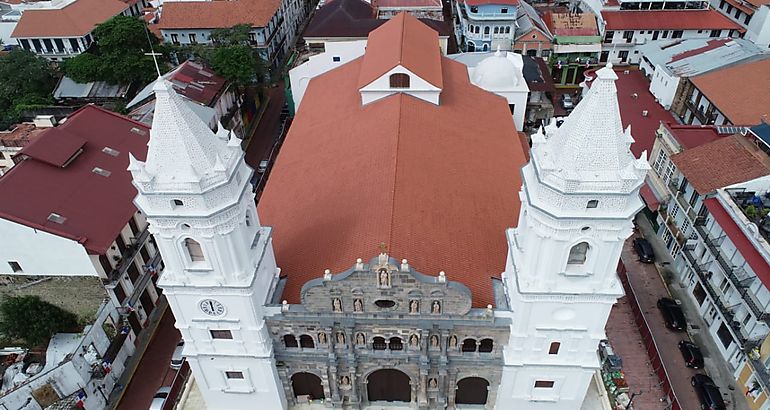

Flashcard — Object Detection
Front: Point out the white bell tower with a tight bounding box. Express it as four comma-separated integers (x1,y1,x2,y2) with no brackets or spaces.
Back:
129,79,287,410
496,65,649,409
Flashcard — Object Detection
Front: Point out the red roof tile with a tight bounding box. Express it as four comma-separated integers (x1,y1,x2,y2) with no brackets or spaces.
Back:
671,135,770,194
0,105,149,254
640,183,660,210
158,0,279,30
258,19,526,308
462,0,519,6
11,0,128,38
170,61,227,106
704,198,770,285
690,58,770,125
669,38,732,63
601,10,743,31
20,129,85,167
358,13,443,89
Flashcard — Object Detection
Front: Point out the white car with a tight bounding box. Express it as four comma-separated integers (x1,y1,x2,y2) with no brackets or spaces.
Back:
258,160,269,174
170,340,184,370
149,387,171,410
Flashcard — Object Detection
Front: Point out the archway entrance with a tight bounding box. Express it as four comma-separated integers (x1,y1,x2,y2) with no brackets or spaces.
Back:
367,369,410,402
291,372,324,400
455,377,489,405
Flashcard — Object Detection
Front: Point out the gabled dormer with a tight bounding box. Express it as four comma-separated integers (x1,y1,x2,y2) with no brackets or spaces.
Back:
358,13,444,105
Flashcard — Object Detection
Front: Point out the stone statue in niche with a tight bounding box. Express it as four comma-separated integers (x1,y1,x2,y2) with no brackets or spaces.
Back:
340,376,351,389
431,300,441,314
378,268,390,287
332,298,342,312
409,300,419,314
428,378,438,389
409,334,419,347
356,332,365,345
430,335,439,348
353,298,363,312
318,332,327,345
336,332,345,345
449,335,457,348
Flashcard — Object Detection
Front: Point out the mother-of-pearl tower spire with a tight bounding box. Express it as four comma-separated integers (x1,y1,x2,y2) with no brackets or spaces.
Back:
495,63,649,409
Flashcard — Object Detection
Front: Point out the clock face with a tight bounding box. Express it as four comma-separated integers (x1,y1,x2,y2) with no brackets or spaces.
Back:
199,299,225,316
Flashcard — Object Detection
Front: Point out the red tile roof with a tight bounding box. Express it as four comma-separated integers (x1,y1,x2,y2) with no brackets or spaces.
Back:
169,61,227,106
158,0,279,30
11,0,129,38
640,183,660,210
0,124,46,148
544,11,599,36
704,198,770,285
258,18,526,308
462,0,519,6
671,135,770,194
601,10,743,31
0,105,149,254
690,58,770,125
358,13,443,89
725,0,754,15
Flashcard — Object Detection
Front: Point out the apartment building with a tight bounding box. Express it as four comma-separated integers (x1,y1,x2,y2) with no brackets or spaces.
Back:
0,105,164,345
600,9,742,64
710,0,770,47
454,0,519,51
647,122,770,382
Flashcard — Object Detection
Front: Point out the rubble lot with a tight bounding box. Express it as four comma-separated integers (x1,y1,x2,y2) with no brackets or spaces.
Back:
0,275,107,322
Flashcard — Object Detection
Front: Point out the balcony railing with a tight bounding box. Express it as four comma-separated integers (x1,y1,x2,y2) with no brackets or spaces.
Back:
694,223,770,324
749,356,770,397
127,251,162,308
105,226,151,285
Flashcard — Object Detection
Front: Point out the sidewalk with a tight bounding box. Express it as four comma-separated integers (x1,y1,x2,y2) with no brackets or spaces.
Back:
635,214,750,410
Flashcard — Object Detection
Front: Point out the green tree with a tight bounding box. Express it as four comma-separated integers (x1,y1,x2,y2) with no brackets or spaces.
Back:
210,45,262,88
62,15,165,85
0,296,79,347
0,49,56,130
209,24,252,46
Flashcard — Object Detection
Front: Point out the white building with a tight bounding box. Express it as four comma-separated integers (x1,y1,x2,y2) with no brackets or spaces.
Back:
454,0,519,52
131,14,639,410
447,49,530,131
599,10,743,65
288,41,367,110
10,0,149,61
711,0,770,47
637,38,763,110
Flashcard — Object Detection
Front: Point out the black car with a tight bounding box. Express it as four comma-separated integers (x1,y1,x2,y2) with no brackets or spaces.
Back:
633,237,655,263
657,298,687,331
678,340,704,369
691,374,725,410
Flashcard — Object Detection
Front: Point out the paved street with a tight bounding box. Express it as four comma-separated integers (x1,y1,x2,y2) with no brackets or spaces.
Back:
244,81,287,171
116,307,181,410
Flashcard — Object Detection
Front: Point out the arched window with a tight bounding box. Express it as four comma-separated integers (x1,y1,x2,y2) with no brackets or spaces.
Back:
284,334,298,348
484,26,490,35
494,27,499,34
549,342,561,355
184,238,205,262
479,338,493,353
482,44,489,51
373,336,387,350
567,242,589,265
505,26,511,34
467,41,476,52
474,26,480,34
299,334,315,348
389,337,403,351
389,73,410,89
462,338,477,352
172,199,184,208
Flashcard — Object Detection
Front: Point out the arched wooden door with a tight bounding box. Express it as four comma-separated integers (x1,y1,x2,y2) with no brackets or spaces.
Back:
367,369,410,402
455,377,489,405
291,372,324,400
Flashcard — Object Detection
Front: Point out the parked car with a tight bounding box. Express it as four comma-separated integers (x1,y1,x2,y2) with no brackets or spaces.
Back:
633,237,655,263
691,374,726,410
657,298,687,331
258,160,269,174
561,94,574,110
678,340,704,369
149,387,172,410
170,340,185,370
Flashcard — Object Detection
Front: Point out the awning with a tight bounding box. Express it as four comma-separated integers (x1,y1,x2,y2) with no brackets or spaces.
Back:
640,183,660,211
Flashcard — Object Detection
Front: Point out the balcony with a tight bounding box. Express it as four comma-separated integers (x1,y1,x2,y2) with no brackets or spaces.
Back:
693,223,769,324
127,251,162,308
727,188,770,248
682,246,750,349
683,99,717,125
748,356,770,397
104,226,151,285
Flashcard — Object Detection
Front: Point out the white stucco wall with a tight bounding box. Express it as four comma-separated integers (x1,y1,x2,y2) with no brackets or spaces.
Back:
0,218,98,276
360,66,442,105
289,40,367,110
746,6,770,47
648,66,679,109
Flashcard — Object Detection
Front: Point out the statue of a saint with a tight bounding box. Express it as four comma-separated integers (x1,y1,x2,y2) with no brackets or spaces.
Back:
354,298,363,312
356,333,365,345
318,332,327,344
378,268,389,287
340,376,350,388
428,378,438,389
431,300,441,314
409,300,419,314
430,335,439,348
449,335,457,348
332,298,342,312
409,334,419,347
336,332,345,345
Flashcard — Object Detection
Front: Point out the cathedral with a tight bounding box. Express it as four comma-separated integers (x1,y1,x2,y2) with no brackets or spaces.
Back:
128,13,648,410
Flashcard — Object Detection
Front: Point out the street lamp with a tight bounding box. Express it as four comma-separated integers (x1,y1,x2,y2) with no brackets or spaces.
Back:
625,390,643,409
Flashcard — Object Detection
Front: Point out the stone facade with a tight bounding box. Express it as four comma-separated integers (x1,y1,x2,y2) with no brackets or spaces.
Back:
266,254,510,408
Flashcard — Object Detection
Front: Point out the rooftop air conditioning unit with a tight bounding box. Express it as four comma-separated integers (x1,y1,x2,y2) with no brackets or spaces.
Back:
33,115,57,128
642,110,649,117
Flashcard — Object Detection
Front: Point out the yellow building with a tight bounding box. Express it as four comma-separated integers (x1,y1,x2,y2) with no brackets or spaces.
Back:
738,336,770,410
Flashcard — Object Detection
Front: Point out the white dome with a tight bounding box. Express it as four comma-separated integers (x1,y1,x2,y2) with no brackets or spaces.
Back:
471,50,523,91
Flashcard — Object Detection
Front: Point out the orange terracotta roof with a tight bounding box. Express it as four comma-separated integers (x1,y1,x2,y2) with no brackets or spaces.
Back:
725,0,754,15
358,13,443,89
601,10,743,31
258,20,525,309
158,0,279,29
690,57,770,125
11,0,129,38
671,135,770,194
746,0,770,6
